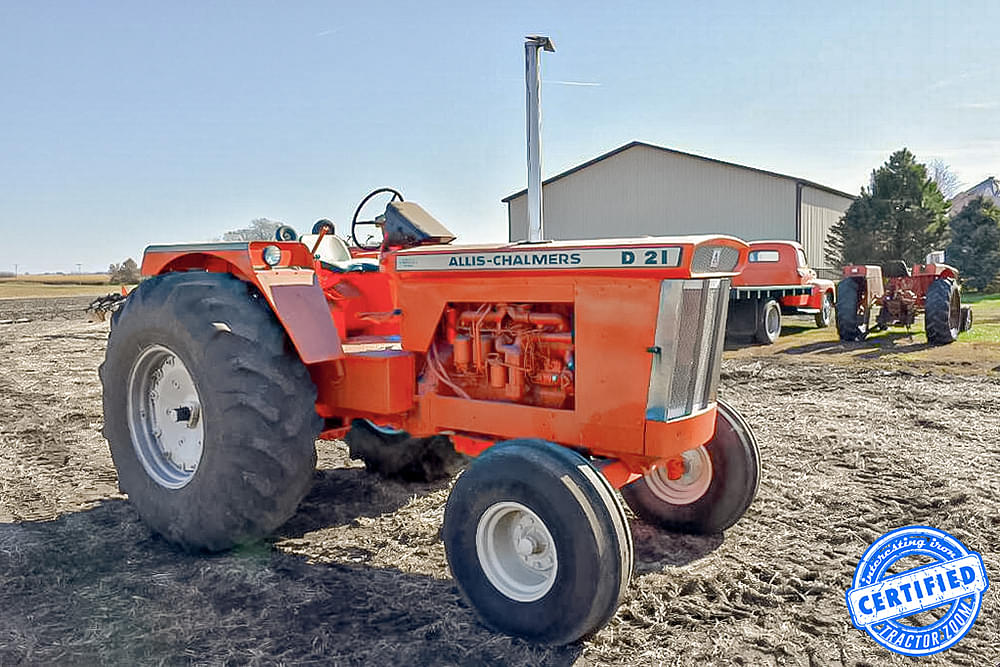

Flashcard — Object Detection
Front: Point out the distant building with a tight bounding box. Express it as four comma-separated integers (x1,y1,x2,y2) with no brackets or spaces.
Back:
503,141,855,275
950,177,1000,216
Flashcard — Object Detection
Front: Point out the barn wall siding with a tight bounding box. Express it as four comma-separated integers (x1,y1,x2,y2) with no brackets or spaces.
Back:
798,185,853,271
508,145,797,243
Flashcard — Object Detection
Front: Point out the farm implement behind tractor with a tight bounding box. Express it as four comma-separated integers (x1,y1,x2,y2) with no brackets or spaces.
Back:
836,253,973,344
86,287,128,322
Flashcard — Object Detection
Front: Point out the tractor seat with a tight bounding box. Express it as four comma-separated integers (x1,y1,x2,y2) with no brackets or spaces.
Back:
300,233,379,272
882,260,910,278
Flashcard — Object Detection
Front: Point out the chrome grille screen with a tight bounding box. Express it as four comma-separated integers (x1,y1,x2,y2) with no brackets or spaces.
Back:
646,278,730,421
691,245,740,273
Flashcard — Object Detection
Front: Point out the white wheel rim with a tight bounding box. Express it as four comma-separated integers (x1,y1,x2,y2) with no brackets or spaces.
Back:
766,306,780,336
127,345,205,489
645,447,713,505
475,501,558,602
822,297,833,322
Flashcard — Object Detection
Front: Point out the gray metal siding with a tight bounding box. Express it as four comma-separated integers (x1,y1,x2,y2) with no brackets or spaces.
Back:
798,185,853,271
507,144,797,243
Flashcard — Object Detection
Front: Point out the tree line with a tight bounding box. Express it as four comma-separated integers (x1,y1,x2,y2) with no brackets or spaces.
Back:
826,149,1000,290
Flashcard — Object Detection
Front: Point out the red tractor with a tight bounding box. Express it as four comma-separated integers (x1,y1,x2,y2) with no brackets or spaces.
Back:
99,189,761,644
836,254,973,344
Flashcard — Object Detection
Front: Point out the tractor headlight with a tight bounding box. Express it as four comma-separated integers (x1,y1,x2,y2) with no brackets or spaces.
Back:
262,245,282,267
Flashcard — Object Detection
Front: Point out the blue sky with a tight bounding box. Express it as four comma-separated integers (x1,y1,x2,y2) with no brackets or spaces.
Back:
1,1,997,273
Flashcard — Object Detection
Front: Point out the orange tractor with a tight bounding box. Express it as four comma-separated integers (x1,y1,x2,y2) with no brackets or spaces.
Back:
836,254,973,344
99,189,761,644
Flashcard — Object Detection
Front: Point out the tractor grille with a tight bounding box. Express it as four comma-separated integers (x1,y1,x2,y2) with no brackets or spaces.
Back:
691,245,740,273
646,278,730,421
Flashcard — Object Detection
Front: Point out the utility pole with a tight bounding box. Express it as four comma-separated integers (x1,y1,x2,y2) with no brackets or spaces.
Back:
76,263,82,274
13,264,17,278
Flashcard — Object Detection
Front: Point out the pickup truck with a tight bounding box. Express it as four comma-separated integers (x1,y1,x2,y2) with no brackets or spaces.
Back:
727,240,836,344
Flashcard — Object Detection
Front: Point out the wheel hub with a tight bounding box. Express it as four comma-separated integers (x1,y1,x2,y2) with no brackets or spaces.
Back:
127,345,205,489
476,501,558,601
645,446,713,505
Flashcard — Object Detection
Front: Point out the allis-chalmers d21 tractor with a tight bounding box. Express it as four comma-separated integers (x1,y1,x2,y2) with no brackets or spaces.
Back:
100,189,761,645
836,253,973,345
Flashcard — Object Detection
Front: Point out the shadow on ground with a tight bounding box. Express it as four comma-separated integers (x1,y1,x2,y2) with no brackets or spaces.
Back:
0,462,728,666
0,496,584,666
777,331,927,358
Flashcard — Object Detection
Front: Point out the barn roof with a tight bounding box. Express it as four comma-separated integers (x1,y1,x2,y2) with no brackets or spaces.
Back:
501,141,856,203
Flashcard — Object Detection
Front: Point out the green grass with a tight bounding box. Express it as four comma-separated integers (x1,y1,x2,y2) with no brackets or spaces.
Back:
959,292,1000,343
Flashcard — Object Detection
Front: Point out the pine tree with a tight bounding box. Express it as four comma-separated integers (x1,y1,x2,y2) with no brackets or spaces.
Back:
826,149,949,268
947,196,1000,290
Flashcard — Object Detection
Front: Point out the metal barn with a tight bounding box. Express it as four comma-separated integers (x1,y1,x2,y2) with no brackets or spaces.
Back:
503,142,854,275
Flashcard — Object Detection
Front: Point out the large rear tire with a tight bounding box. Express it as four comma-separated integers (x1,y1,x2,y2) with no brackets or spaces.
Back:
442,440,633,645
100,272,321,551
836,277,869,341
925,278,961,345
621,399,760,534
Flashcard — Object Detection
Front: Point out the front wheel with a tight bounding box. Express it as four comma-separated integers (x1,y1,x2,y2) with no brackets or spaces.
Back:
442,440,633,645
815,292,834,328
345,419,465,482
100,272,321,551
621,399,760,534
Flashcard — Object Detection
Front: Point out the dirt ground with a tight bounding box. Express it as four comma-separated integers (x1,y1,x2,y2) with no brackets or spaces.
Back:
1,297,998,666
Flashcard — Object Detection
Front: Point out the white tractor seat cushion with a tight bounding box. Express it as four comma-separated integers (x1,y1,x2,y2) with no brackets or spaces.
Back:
299,233,379,272
299,233,353,264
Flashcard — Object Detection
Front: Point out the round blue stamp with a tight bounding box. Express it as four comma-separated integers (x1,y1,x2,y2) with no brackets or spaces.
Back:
846,525,989,656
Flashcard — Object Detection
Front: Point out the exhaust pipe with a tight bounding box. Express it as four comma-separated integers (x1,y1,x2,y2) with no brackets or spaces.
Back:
524,35,554,243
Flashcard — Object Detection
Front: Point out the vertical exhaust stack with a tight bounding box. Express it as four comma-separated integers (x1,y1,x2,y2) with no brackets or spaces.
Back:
524,35,555,243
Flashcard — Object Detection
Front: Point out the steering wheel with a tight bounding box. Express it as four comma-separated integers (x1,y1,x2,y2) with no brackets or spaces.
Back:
351,187,403,250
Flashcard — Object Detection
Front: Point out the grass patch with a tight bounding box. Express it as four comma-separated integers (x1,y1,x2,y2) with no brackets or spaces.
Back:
959,292,1000,343
727,291,1000,376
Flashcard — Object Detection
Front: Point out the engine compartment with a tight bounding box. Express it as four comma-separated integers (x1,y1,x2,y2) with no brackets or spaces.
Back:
429,302,575,409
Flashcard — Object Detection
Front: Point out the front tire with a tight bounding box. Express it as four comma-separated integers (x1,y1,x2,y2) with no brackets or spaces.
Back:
621,399,760,534
345,419,465,482
100,272,321,551
836,277,869,341
442,440,633,645
925,278,961,345
754,299,782,344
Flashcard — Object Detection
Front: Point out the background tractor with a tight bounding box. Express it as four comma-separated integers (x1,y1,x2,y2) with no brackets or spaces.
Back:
99,188,761,645
836,252,973,344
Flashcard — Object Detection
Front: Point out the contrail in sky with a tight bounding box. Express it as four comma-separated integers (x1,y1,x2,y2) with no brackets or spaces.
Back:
546,80,601,87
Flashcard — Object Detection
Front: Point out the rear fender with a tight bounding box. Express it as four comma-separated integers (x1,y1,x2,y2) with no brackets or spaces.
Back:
842,265,884,302
141,242,344,364
912,263,958,281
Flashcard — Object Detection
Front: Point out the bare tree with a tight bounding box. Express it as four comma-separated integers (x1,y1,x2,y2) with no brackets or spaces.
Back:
929,159,962,199
222,218,283,242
